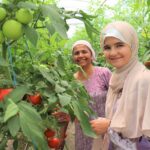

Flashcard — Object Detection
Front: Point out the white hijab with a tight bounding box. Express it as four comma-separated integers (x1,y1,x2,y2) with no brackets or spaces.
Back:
72,40,96,61
100,21,150,138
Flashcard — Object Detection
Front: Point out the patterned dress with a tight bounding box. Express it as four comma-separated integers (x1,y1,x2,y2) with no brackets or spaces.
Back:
75,66,111,150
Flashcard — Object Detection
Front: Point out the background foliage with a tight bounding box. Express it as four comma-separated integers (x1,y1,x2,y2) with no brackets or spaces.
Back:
66,0,150,68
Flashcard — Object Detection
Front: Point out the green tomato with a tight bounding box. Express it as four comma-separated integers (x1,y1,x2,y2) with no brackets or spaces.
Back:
0,7,7,21
2,20,23,40
0,31,4,44
16,8,33,24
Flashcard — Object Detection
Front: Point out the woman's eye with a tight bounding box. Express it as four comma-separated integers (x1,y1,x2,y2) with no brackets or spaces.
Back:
74,52,78,55
116,44,124,47
73,50,88,55
103,46,111,51
74,52,79,55
82,50,88,54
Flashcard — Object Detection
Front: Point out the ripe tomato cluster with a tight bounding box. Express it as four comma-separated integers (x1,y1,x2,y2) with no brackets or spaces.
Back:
44,128,55,138
0,89,42,106
44,128,61,149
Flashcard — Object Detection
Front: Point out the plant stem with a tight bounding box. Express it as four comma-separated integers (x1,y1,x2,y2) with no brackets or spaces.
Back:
2,42,7,60
1,42,13,87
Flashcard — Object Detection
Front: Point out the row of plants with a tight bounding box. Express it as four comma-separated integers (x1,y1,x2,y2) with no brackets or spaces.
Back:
0,0,98,149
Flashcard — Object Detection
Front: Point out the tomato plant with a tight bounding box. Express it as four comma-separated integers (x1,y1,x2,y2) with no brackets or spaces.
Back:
47,137,61,148
0,0,97,149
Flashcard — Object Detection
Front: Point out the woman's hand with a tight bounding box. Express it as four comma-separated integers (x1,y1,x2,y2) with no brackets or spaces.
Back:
90,117,111,135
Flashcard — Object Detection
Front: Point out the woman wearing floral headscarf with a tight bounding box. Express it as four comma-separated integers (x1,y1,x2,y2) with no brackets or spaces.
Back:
90,21,150,150
65,40,111,150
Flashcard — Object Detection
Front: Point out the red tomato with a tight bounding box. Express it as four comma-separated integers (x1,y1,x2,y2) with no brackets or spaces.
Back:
44,128,55,138
47,137,60,148
0,88,13,101
27,93,41,105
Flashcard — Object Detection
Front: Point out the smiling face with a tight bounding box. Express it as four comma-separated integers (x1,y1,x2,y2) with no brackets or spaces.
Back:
72,44,93,68
103,37,132,69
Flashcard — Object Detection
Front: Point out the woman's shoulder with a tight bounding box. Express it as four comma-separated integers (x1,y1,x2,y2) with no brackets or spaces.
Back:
94,66,111,84
131,67,150,86
137,69,150,83
94,66,111,74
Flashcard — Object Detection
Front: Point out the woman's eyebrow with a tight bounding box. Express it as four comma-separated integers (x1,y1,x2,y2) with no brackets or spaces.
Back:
114,41,124,45
104,41,124,46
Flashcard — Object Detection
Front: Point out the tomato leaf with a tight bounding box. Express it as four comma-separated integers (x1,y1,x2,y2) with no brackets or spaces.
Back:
47,94,57,104
7,116,20,137
58,93,71,106
41,4,68,39
45,23,55,35
37,65,55,85
7,85,29,103
17,1,37,10
18,101,49,149
60,80,69,87
55,84,66,93
72,101,97,138
24,26,38,47
4,99,19,122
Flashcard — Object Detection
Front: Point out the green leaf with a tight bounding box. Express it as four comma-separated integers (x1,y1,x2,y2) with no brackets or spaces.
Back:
17,1,37,10
57,54,65,69
79,10,97,19
18,101,42,122
61,80,69,87
58,93,71,106
37,65,55,84
7,85,29,103
24,26,38,47
56,55,66,76
45,22,55,35
72,101,97,138
19,111,48,149
41,4,68,39
18,102,48,149
19,111,32,139
7,116,20,137
4,99,19,122
55,84,66,93
47,94,57,104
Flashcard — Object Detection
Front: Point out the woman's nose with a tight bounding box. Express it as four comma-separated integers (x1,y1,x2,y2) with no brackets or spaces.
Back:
78,52,84,57
109,47,117,56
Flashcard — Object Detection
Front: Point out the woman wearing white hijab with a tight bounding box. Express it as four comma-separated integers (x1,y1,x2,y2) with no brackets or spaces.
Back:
90,21,150,150
65,40,111,150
